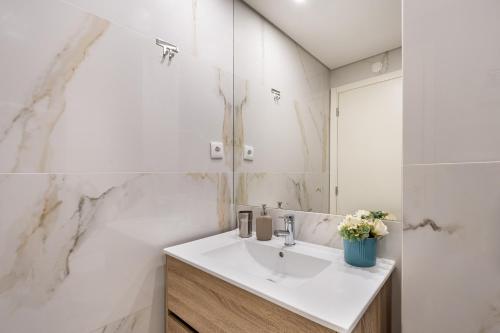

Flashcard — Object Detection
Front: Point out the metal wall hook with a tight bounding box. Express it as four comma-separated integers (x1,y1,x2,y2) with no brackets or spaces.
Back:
271,88,281,103
156,38,179,64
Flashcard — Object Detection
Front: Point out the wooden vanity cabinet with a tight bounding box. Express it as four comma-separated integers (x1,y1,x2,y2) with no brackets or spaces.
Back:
165,255,391,333
167,311,195,333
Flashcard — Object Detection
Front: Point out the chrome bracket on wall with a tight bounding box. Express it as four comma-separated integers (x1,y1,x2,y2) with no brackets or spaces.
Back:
156,38,179,64
271,88,281,103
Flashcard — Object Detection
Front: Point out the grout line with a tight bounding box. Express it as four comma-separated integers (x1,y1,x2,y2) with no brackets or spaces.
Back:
404,160,500,167
232,0,236,221
232,172,329,176
0,171,232,176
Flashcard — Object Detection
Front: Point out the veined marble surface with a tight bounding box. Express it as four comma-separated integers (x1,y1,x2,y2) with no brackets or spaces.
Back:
233,1,330,213
0,0,234,332
0,0,233,174
0,173,232,332
403,0,500,332
235,172,329,213
403,163,500,332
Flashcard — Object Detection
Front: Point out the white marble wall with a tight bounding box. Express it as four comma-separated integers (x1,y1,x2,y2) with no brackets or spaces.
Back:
403,0,500,332
0,0,233,332
234,1,331,213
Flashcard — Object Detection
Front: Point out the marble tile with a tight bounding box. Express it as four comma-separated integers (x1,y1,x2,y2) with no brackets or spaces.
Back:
61,0,233,73
233,75,328,175
89,306,155,333
235,172,329,213
403,0,500,164
0,173,232,333
403,163,500,332
0,0,233,174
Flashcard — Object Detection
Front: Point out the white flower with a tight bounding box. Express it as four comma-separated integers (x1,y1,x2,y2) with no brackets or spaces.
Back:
354,209,371,219
345,214,363,225
370,219,389,237
338,215,357,230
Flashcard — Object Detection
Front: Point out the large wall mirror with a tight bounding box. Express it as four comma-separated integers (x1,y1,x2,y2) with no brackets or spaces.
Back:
234,0,402,219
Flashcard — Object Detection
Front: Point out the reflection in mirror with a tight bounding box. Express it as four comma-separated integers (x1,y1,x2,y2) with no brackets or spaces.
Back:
234,0,402,219
331,72,402,219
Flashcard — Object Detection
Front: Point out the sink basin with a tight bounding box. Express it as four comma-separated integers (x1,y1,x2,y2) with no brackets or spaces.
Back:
203,240,331,288
164,230,394,333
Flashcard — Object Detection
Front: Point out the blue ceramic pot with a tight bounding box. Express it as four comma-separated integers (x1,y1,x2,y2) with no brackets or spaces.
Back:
343,238,377,267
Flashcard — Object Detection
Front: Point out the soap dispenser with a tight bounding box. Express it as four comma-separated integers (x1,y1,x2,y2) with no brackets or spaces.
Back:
256,204,272,241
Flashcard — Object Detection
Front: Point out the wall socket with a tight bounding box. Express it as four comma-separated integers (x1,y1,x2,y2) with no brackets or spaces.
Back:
243,145,254,161
210,141,224,159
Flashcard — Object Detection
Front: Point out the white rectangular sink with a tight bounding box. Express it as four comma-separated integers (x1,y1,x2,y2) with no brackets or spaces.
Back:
164,230,395,333
203,240,331,288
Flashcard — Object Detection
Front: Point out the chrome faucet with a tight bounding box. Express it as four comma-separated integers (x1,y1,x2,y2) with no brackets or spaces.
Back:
274,214,296,246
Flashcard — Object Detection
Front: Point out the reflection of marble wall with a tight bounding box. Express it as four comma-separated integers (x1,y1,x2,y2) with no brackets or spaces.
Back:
0,0,233,332
234,1,331,213
403,1,500,332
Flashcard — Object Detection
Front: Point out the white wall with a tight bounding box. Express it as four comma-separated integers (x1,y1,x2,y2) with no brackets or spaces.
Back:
403,0,500,332
0,0,233,332
330,48,402,88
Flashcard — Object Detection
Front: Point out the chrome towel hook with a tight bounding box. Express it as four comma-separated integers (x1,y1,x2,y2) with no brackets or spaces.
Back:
156,38,179,64
271,88,281,103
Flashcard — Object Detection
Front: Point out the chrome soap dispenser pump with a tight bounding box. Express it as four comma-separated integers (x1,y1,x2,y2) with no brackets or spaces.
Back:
256,204,273,241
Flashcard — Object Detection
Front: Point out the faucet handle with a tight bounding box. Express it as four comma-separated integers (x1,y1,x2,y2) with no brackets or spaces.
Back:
279,214,295,224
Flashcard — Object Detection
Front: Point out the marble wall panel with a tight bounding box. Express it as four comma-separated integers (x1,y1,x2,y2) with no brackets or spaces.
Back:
403,163,500,332
0,0,233,174
0,0,234,332
235,172,329,213
403,0,500,164
403,0,500,332
0,173,231,332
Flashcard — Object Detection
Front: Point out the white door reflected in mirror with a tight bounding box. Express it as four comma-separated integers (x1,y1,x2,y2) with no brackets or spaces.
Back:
331,73,402,219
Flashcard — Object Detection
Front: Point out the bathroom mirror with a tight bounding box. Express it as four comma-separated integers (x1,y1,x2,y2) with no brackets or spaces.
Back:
234,0,402,219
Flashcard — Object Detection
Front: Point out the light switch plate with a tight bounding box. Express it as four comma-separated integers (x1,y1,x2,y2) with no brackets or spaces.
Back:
243,145,254,161
210,141,224,159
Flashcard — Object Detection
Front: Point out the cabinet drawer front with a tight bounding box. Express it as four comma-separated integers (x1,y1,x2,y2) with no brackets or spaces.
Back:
167,312,196,333
166,256,335,333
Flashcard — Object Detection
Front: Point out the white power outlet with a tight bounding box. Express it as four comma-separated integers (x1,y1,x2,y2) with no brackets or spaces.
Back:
210,142,224,159
243,145,254,161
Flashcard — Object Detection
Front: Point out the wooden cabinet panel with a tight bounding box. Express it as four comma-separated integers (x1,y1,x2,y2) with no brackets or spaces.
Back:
167,312,195,333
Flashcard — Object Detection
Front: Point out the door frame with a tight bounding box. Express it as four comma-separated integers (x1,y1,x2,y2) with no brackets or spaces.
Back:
329,70,403,215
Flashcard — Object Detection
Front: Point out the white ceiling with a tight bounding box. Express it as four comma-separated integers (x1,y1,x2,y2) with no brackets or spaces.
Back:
242,0,401,70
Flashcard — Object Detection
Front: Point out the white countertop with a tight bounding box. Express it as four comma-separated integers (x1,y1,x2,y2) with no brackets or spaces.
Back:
163,230,395,333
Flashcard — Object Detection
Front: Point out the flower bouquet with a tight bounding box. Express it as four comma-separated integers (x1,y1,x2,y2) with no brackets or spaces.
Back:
338,210,390,267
